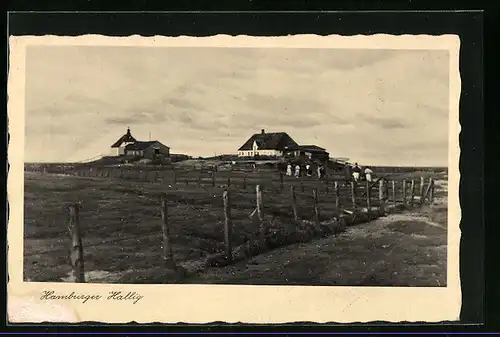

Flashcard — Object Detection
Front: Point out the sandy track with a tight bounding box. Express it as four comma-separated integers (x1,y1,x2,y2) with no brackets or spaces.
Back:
185,207,447,287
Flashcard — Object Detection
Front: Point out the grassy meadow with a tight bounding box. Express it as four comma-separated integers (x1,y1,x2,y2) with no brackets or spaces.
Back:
23,164,448,285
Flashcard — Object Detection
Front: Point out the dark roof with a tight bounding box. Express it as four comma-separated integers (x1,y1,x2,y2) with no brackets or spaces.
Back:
238,132,299,151
299,145,327,152
125,141,166,151
111,128,137,148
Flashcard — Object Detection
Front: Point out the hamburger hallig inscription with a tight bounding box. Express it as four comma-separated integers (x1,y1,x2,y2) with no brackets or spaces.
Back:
40,290,144,304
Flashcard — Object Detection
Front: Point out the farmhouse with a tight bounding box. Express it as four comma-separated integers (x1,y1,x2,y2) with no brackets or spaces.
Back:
237,129,330,162
111,128,170,160
237,129,300,158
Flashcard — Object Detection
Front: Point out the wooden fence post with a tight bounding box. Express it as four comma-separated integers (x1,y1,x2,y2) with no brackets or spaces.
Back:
243,174,247,189
301,182,304,192
160,193,174,265
421,178,434,205
392,180,396,206
68,204,85,283
227,176,231,187
402,180,407,206
198,171,202,187
313,188,320,225
334,181,340,215
365,180,371,211
350,181,357,209
291,185,298,221
430,179,435,204
419,176,425,200
212,170,216,187
172,169,177,184
279,172,284,191
410,179,415,204
223,190,233,262
384,180,389,201
379,179,385,213
256,185,266,240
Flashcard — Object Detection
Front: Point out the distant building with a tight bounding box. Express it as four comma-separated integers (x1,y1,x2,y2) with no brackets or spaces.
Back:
237,129,330,162
237,129,300,158
111,128,170,160
299,145,330,162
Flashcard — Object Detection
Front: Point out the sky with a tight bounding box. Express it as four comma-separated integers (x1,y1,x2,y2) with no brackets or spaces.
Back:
24,46,450,166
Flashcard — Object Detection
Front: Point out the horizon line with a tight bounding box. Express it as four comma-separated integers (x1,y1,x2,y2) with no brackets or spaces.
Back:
23,160,448,169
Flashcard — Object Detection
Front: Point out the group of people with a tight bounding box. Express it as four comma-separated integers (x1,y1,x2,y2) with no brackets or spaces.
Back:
285,163,326,180
347,162,374,183
282,161,375,183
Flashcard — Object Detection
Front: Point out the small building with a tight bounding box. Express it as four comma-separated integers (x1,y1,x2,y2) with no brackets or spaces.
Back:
110,128,170,159
124,141,170,159
237,129,300,158
299,145,330,162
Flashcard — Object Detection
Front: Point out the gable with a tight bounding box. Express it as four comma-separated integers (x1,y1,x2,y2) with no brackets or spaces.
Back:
111,134,137,148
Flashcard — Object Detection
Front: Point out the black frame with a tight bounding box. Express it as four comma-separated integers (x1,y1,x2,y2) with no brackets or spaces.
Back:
5,9,488,333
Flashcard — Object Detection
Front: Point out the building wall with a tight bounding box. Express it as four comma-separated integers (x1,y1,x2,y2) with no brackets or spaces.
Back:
143,142,170,159
300,150,330,162
117,142,135,156
237,149,283,157
125,150,143,157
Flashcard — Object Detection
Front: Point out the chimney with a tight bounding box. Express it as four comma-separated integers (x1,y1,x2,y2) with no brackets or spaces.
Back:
126,127,131,136
261,129,265,134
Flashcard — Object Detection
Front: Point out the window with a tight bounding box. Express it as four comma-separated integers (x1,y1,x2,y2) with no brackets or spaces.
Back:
154,148,160,155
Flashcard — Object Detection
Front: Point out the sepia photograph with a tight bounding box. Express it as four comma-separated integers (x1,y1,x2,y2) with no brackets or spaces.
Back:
8,34,461,323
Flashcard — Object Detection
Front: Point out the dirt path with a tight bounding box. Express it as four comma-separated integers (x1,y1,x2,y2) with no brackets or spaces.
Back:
185,207,447,287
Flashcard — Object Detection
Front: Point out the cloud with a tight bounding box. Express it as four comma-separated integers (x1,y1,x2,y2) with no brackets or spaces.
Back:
362,115,410,130
106,117,142,126
24,46,450,166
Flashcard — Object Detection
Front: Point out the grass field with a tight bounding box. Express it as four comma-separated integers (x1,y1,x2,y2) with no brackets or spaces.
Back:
23,165,447,285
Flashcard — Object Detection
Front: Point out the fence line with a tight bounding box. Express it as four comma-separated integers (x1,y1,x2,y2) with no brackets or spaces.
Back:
27,165,433,212
28,165,429,190
40,172,436,282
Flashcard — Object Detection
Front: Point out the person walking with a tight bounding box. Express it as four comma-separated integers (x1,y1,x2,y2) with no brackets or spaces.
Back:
344,164,352,186
317,165,322,180
286,164,292,177
294,164,301,178
364,166,374,182
352,162,362,182
305,164,311,177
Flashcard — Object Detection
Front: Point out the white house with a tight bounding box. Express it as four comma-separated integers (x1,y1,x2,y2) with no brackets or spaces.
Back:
237,129,300,158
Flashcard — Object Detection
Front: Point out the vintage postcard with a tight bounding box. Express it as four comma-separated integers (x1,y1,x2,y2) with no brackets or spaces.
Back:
8,34,461,323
